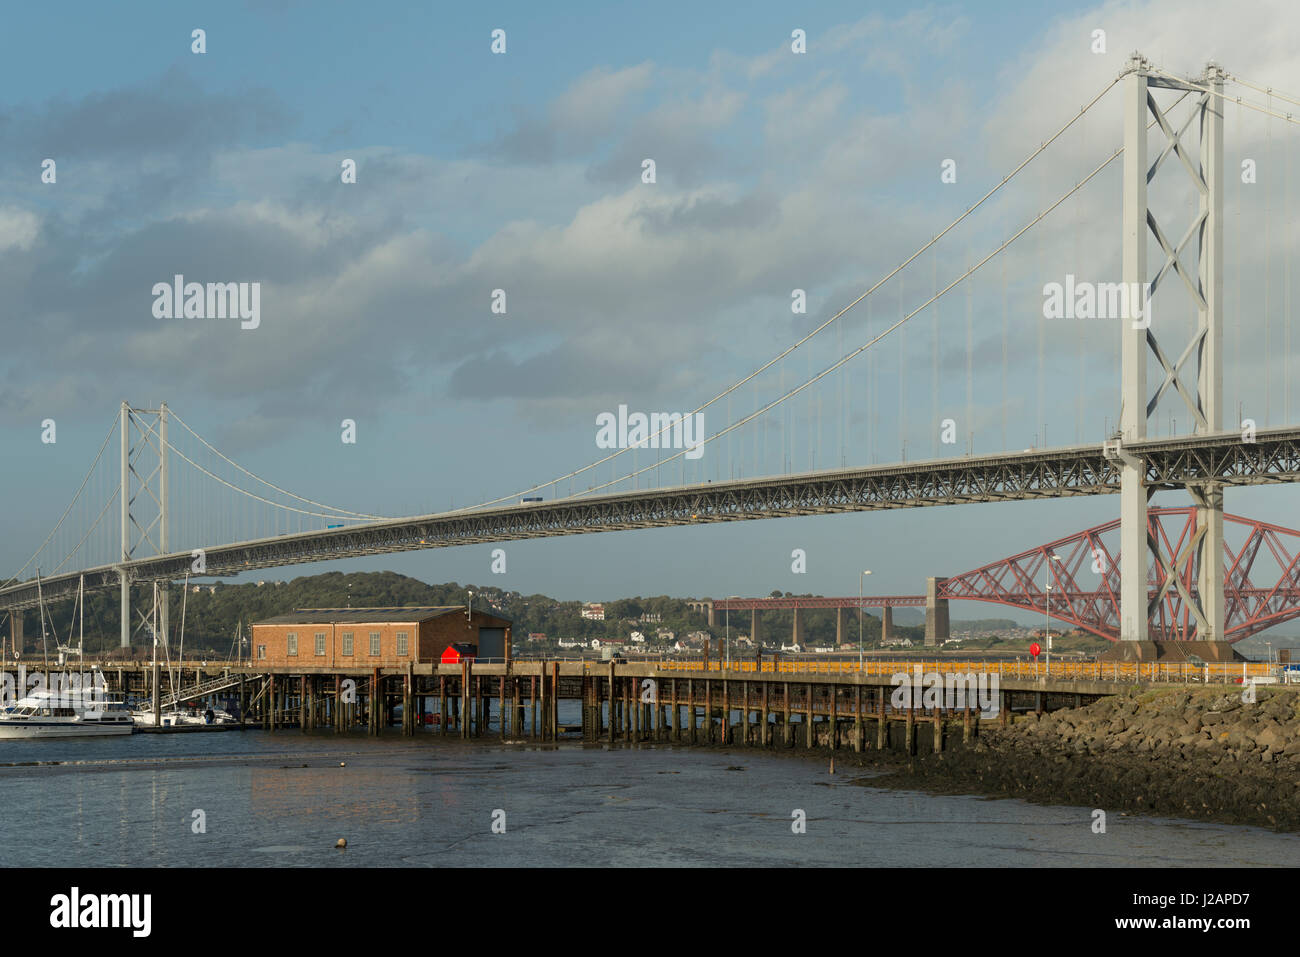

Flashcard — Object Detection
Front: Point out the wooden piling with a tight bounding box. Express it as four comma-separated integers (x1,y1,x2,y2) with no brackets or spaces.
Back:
497,671,506,740
670,678,678,742
829,683,838,751
553,666,562,739
741,682,749,746
782,682,791,748
805,683,814,749
439,675,448,735
704,679,712,745
512,675,523,737
853,685,862,753
607,667,615,745
687,678,695,744
461,662,471,739
530,674,538,740
404,665,413,736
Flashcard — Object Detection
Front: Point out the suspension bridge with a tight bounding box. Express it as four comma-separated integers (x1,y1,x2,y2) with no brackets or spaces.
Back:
4,55,1300,657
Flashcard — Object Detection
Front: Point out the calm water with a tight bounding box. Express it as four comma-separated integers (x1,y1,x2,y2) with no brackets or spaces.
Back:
2,725,1298,867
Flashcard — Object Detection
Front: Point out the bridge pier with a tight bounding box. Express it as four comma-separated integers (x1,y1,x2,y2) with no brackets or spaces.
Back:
750,610,761,647
880,606,893,644
835,608,847,647
924,577,949,647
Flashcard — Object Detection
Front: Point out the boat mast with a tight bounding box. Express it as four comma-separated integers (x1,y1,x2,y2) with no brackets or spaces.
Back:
178,574,189,698
35,569,48,669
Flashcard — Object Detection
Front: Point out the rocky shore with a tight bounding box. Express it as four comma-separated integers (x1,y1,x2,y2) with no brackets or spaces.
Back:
847,685,1300,832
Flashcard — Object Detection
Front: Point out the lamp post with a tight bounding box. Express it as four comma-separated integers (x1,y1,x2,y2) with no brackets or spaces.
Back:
1045,555,1062,674
859,570,872,670
467,590,474,622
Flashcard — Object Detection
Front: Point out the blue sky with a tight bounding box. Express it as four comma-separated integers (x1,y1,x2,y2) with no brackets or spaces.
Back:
3,0,1300,639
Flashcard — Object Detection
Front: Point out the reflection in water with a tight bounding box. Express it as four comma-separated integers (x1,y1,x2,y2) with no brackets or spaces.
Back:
251,766,420,825
0,733,1296,867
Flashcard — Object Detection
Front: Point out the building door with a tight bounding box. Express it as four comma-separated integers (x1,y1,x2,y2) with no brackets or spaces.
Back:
477,628,506,659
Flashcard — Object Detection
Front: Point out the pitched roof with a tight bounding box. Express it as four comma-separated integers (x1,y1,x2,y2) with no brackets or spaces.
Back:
254,606,511,625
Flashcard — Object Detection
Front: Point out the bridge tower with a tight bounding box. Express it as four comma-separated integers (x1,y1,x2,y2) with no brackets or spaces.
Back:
118,402,169,649
1116,56,1225,644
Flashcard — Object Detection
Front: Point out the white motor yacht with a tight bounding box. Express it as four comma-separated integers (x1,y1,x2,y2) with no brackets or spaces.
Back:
0,689,134,738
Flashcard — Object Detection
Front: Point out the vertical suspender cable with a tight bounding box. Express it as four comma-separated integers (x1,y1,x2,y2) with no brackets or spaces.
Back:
966,257,973,455
898,272,905,460
1002,242,1008,451
1286,111,1292,422
1266,93,1273,426
868,292,874,463
932,248,939,457
1235,91,1242,427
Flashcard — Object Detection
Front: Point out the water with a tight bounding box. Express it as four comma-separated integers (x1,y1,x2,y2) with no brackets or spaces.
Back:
2,728,1297,867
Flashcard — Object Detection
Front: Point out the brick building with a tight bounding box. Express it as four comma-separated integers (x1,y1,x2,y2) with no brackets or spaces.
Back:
250,606,512,668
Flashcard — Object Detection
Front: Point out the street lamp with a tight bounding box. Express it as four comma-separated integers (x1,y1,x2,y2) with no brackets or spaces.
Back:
467,590,474,621
1045,555,1062,674
859,571,872,670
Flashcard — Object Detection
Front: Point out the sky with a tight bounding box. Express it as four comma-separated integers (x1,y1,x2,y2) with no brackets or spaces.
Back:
2,0,1299,636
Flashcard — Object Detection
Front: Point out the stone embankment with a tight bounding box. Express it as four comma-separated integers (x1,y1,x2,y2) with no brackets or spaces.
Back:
861,686,1300,831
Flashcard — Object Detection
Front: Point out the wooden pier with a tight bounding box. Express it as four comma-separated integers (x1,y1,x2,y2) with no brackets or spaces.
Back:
32,659,1140,752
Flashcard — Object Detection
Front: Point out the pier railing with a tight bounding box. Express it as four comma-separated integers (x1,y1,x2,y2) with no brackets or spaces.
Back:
649,658,1279,684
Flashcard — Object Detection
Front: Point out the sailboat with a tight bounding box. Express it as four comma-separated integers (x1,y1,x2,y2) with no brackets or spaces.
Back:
0,573,133,738
130,578,234,727
131,582,197,727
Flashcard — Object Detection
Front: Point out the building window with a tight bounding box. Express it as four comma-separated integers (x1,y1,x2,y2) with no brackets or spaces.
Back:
342,633,353,656
369,632,381,656
315,633,326,656
287,633,298,656
396,632,408,656
257,645,266,659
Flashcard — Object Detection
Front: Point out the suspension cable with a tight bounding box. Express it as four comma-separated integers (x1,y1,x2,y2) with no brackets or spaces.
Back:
469,73,1125,510
1,415,118,589
569,136,1133,498
165,409,386,520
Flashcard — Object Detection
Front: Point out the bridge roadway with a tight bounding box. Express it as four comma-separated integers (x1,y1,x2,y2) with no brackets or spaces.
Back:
5,426,1300,612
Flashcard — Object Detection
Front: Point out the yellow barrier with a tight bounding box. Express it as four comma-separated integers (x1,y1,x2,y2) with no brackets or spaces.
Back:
652,658,1275,683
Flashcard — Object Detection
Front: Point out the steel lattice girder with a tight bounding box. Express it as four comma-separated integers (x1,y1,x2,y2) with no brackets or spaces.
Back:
3,426,1300,614
939,507,1300,642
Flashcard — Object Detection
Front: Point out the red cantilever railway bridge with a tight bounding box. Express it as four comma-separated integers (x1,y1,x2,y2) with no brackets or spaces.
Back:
707,508,1300,643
